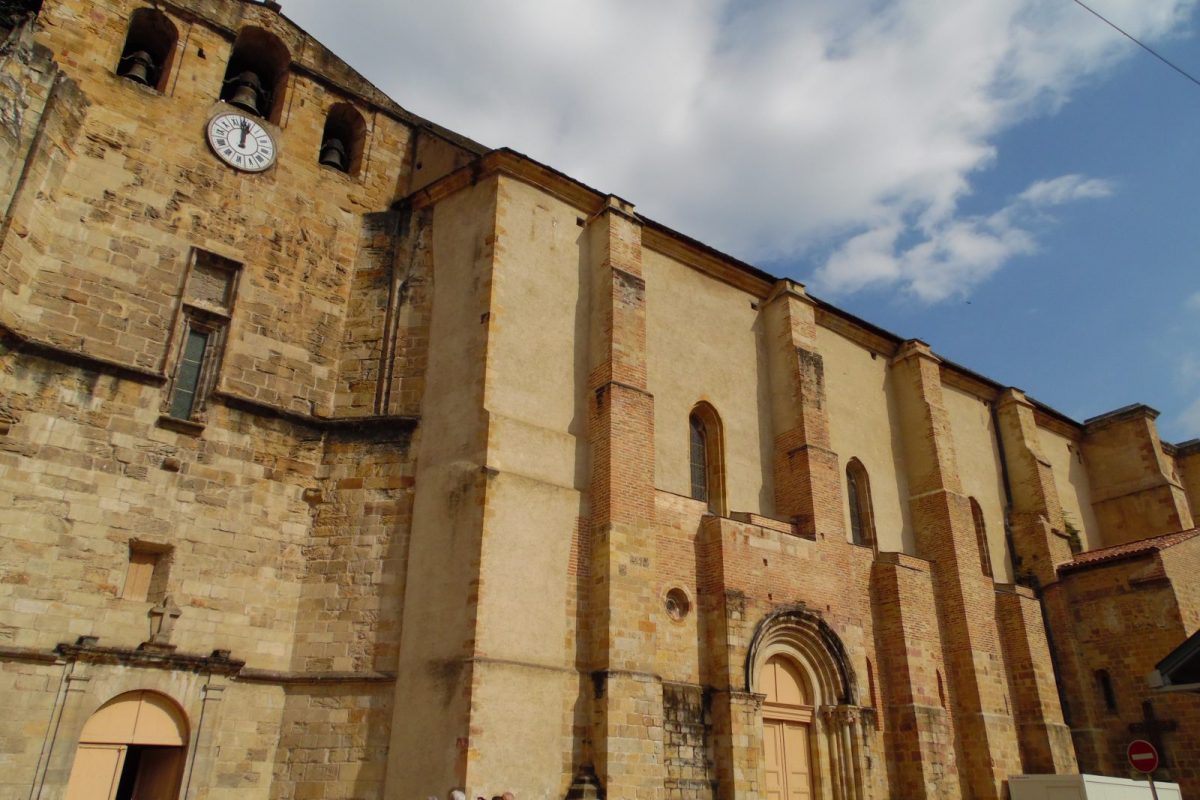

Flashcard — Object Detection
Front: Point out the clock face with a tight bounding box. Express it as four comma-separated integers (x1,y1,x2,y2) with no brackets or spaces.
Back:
207,111,277,172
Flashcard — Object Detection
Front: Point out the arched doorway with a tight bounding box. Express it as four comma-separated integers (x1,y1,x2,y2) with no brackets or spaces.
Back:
746,606,874,800
761,655,814,800
64,691,189,800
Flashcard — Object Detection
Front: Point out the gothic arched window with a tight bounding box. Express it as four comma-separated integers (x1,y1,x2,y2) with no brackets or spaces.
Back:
688,402,726,515
970,497,993,577
846,458,875,548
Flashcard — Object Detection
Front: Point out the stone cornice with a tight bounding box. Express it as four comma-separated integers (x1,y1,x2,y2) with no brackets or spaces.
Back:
641,222,773,297
55,640,246,676
1033,407,1084,440
813,306,899,358
236,668,395,684
1084,403,1160,430
34,639,397,685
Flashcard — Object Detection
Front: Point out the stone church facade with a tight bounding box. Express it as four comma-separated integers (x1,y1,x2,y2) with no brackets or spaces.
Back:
0,1,1197,798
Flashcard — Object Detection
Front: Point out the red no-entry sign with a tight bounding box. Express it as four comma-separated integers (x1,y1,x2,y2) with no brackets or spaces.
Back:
1128,739,1160,774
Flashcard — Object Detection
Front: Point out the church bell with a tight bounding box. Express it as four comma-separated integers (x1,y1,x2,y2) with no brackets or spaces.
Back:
118,50,156,86
225,70,264,116
318,137,347,171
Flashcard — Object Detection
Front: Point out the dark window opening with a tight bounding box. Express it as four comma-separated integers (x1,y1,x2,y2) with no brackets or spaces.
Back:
970,497,993,577
689,414,708,503
846,459,875,548
1097,670,1117,713
688,403,726,515
169,328,209,420
0,1,42,30
114,745,186,800
116,8,178,92
167,252,238,423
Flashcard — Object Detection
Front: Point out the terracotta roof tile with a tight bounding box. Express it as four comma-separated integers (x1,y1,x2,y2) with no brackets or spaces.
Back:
1057,528,1200,575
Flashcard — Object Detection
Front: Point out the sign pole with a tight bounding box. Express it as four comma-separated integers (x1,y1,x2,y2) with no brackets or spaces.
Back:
1127,738,1161,797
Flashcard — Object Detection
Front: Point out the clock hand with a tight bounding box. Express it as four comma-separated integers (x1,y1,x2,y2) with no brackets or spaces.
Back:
239,121,249,148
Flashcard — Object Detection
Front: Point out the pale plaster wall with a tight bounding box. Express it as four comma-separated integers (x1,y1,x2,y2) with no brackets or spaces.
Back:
817,328,913,553
1037,427,1100,552
477,176,584,663
466,654,579,800
484,177,589,491
469,472,578,798
942,385,1013,582
390,179,497,798
470,176,586,795
644,250,774,515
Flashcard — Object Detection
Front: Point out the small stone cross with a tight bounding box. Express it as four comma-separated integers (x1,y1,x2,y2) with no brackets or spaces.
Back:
148,596,182,645
1129,699,1177,767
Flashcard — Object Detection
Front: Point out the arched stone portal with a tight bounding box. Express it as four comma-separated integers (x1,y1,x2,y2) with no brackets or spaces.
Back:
748,607,874,800
64,690,189,800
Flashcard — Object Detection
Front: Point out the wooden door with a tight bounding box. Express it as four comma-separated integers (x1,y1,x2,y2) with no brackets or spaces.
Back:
64,744,125,800
762,656,815,800
764,718,813,800
763,720,786,800
781,721,812,800
65,692,189,800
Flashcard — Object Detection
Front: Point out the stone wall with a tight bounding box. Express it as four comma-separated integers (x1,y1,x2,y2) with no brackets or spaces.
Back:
4,2,1200,799
0,2,474,798
663,682,715,800
1057,537,1200,795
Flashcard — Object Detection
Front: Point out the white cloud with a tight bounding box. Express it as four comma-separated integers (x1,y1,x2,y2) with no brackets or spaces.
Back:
281,0,1193,301
1018,174,1115,206
814,173,1114,301
1187,292,1200,310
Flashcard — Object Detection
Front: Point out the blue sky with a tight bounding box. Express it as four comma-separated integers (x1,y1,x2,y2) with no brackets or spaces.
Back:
285,0,1200,441
802,12,1200,439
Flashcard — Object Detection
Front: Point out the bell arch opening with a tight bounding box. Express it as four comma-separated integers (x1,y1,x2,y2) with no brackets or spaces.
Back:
116,8,178,93
64,690,189,800
219,26,290,123
319,102,367,175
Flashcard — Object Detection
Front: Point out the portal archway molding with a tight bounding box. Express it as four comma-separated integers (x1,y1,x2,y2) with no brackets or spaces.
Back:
745,604,856,705
746,605,873,800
